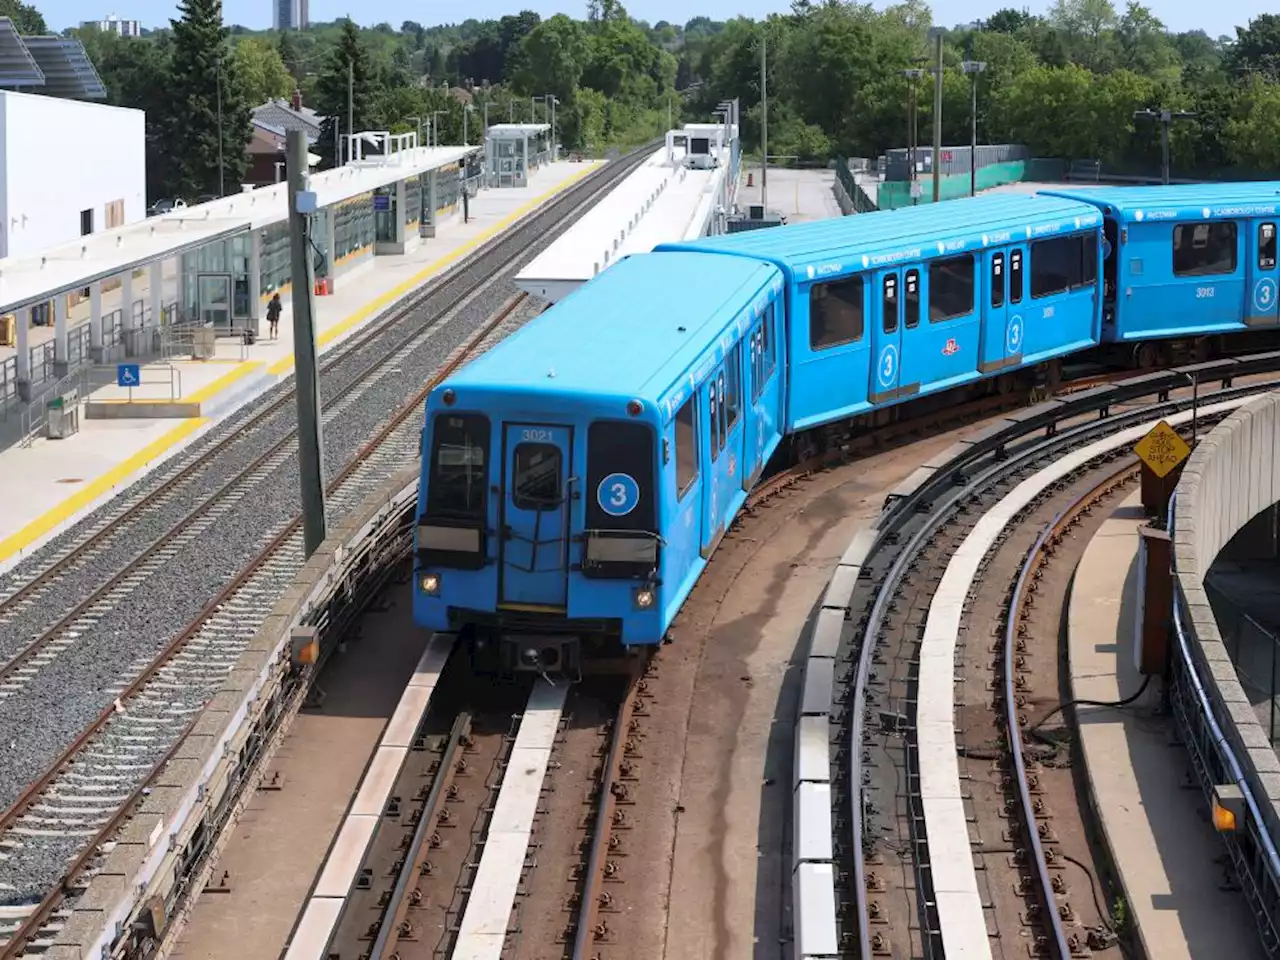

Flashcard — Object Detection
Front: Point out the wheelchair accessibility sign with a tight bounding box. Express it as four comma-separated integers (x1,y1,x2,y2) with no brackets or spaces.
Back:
117,364,140,388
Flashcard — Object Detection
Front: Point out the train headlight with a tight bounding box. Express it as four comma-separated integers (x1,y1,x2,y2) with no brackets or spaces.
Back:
420,572,441,596
634,587,655,610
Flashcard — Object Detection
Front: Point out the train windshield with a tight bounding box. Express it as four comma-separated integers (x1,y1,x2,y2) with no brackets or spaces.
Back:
582,420,659,577
427,413,490,519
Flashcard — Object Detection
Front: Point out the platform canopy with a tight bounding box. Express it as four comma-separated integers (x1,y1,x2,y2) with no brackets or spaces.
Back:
0,143,481,315
0,20,104,98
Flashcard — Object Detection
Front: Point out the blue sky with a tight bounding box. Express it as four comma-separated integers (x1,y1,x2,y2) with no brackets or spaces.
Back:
47,0,1264,38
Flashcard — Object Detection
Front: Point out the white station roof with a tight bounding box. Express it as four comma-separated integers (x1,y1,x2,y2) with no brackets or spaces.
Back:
515,142,730,303
0,144,478,314
486,123,550,139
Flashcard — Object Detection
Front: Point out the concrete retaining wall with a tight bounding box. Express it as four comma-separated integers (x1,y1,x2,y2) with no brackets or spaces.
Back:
1174,390,1280,835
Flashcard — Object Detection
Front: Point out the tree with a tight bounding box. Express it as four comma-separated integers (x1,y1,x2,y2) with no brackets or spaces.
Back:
986,8,1033,35
514,15,587,104
232,36,293,105
277,29,302,84
0,0,45,35
312,18,379,167
161,0,252,199
1226,15,1280,83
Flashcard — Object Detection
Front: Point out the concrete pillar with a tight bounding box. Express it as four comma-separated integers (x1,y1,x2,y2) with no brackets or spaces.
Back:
89,282,104,362
121,270,133,328
522,136,529,187
395,179,406,245
53,294,68,377
324,212,336,289
149,260,163,329
423,171,437,239
249,231,262,336
15,305,30,401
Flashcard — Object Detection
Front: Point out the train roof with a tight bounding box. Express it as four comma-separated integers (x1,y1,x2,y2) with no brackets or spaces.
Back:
658,193,1103,279
1040,181,1280,223
443,251,781,404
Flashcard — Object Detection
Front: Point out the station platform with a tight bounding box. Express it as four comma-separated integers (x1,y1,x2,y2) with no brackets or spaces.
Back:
1068,490,1266,960
515,141,733,303
0,160,600,573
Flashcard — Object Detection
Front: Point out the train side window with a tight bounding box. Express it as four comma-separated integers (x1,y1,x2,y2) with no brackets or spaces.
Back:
1082,233,1098,285
904,269,920,328
1031,235,1079,298
512,444,561,511
928,255,974,322
1173,221,1237,276
1010,250,1024,304
810,276,864,349
991,254,1005,308
763,303,776,376
882,274,899,333
717,371,728,448
708,379,720,461
1261,223,1277,270
675,397,698,500
426,413,489,518
725,345,741,431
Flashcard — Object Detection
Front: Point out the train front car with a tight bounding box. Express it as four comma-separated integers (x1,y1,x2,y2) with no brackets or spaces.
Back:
412,251,786,678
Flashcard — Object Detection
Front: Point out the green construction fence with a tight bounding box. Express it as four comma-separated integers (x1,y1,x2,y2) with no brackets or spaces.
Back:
875,160,1028,210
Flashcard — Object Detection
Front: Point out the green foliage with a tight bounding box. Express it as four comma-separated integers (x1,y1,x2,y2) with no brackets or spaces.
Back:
0,0,42,33
161,0,252,198
312,19,378,168
232,36,294,104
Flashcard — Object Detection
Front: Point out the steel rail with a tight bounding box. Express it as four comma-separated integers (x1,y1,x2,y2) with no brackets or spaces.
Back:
368,712,473,960
1003,459,1139,959
0,294,529,958
572,665,645,958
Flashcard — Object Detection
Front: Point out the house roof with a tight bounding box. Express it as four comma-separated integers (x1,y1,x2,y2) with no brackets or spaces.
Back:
252,99,323,138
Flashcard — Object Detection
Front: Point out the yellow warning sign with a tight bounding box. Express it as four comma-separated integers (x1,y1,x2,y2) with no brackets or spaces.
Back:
1134,420,1191,479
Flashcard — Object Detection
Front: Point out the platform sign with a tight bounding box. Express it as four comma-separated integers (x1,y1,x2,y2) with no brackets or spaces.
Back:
1134,420,1191,479
374,194,390,211
116,364,140,388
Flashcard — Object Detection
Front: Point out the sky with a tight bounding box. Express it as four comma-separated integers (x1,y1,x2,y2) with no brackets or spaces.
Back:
43,0,1267,39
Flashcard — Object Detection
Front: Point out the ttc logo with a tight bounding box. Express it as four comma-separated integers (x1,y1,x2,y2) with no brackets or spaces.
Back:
942,338,959,356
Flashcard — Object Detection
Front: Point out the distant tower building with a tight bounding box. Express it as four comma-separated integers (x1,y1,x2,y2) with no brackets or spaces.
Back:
273,0,308,30
83,13,141,36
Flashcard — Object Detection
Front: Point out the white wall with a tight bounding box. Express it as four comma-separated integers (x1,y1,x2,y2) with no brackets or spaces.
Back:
0,91,146,259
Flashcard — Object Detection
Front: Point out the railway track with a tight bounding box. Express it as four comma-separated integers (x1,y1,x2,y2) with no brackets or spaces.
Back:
314,651,652,960
833,375,1276,959
0,141,658,957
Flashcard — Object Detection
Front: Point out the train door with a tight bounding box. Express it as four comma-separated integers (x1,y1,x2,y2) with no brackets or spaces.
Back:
869,269,904,403
499,423,572,609
744,302,781,489
1006,245,1027,362
979,249,1009,373
699,349,743,556
1246,219,1280,326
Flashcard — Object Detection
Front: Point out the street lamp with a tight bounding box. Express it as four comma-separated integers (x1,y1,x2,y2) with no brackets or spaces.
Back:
406,115,423,148
1133,108,1196,185
927,26,945,203
463,103,473,146
432,109,446,147
548,96,559,159
901,68,923,203
961,60,987,197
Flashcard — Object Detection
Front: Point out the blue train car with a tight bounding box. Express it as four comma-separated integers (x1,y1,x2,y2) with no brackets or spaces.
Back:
661,193,1105,432
1040,183,1280,363
413,251,786,671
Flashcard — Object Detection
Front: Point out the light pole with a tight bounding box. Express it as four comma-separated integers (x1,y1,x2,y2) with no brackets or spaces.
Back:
1133,108,1196,184
432,110,446,147
760,30,768,215
548,96,559,158
961,59,987,197
929,27,945,203
463,103,472,146
901,69,923,204
216,55,224,196
406,115,423,148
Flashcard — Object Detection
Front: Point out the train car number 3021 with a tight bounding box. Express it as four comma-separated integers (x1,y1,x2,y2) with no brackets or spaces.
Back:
521,428,553,442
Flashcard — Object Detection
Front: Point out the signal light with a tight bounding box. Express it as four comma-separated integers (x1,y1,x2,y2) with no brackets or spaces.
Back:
627,399,643,417
442,388,456,406
634,587,655,609
420,572,441,596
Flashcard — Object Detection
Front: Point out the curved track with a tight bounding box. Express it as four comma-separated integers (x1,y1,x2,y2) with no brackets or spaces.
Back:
0,143,657,957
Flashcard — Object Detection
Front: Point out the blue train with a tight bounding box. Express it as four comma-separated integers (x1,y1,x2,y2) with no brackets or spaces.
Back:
413,181,1280,674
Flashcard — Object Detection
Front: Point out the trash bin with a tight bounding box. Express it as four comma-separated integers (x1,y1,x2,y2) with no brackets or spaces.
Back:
46,390,80,439
192,326,217,360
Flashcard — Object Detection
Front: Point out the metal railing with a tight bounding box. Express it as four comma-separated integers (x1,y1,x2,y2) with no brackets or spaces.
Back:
0,355,17,419
67,322,90,370
84,361,183,401
102,309,125,350
29,340,54,388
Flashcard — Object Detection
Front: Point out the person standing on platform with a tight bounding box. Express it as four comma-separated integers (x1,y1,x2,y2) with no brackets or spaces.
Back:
267,292,282,340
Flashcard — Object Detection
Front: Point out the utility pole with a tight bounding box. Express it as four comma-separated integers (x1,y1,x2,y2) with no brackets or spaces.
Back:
286,129,327,557
760,31,768,214
931,28,944,203
216,57,225,197
347,60,354,165
902,68,923,204
1134,108,1196,185
962,57,987,198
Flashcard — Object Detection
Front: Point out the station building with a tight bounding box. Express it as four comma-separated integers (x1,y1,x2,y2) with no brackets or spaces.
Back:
0,130,483,405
